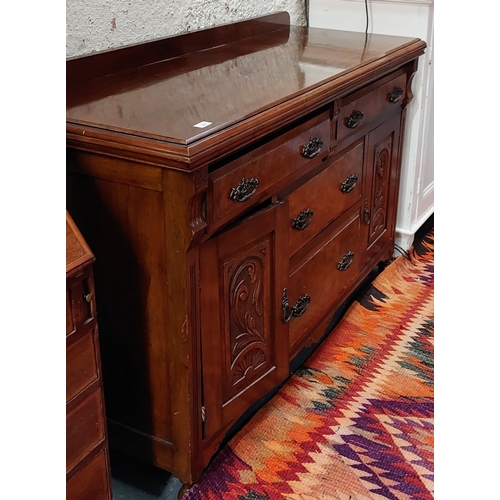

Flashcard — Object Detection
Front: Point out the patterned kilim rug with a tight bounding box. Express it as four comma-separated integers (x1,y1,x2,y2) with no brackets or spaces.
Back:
186,229,434,500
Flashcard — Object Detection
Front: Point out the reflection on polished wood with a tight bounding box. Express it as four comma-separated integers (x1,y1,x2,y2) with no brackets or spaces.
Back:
67,12,424,169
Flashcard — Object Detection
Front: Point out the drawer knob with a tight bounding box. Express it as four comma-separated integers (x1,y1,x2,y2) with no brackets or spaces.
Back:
340,174,358,193
84,293,93,303
388,87,404,103
301,137,324,159
346,110,364,129
337,251,355,271
229,177,259,202
292,208,314,230
282,288,311,323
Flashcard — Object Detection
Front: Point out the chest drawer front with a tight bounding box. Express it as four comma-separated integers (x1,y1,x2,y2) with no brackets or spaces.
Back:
337,72,407,143
67,331,99,403
66,448,110,500
66,388,105,473
288,211,360,351
288,139,364,257
209,112,330,225
67,276,94,334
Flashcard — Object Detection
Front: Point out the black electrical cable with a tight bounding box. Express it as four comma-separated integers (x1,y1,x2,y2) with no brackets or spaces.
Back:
361,0,370,61
394,243,413,262
364,0,369,34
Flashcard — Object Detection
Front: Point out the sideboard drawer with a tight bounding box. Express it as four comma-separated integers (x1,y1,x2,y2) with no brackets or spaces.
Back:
66,449,110,500
209,111,330,225
337,72,407,142
66,331,99,403
288,211,361,351
66,388,105,473
287,139,364,257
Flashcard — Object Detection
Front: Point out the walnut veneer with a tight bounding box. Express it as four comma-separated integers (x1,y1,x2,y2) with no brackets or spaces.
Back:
66,212,112,500
66,12,426,489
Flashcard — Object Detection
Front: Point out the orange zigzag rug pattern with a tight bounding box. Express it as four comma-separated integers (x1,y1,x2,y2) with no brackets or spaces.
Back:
186,230,434,500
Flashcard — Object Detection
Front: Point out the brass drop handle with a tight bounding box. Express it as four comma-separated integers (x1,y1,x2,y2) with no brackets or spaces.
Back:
301,137,324,159
292,209,314,230
229,177,259,202
388,87,404,103
282,288,311,323
84,293,93,303
346,110,364,129
337,251,355,271
340,174,358,193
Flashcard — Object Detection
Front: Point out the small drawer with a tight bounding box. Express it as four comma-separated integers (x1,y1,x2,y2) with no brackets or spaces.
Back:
66,330,99,403
66,448,110,500
287,210,360,351
208,111,330,225
287,139,364,257
67,277,94,333
66,388,105,473
337,72,407,142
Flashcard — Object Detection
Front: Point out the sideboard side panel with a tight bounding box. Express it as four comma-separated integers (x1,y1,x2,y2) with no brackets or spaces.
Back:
67,153,173,452
162,169,205,484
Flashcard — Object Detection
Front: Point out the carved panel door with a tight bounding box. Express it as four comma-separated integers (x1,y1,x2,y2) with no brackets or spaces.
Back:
199,201,289,444
363,114,402,261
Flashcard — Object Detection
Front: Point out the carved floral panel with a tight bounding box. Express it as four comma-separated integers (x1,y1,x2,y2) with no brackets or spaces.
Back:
222,240,273,403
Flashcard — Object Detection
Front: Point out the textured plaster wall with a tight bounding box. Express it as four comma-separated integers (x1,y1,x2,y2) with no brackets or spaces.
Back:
66,0,306,58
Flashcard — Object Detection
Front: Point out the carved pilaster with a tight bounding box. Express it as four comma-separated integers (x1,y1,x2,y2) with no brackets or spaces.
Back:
188,166,209,249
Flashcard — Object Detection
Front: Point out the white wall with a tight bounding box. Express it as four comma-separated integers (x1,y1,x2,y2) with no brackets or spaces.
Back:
66,0,305,58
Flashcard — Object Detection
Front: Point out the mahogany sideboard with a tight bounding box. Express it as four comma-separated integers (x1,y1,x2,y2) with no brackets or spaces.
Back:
66,12,426,489
66,211,112,499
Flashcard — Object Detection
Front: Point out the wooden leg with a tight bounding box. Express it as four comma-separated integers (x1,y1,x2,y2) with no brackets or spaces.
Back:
177,483,192,499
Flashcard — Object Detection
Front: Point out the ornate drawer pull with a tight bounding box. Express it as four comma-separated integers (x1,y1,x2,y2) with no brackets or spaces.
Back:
292,208,314,230
337,251,355,271
229,177,259,202
340,174,358,193
282,288,311,323
346,110,364,129
388,87,404,103
301,137,324,159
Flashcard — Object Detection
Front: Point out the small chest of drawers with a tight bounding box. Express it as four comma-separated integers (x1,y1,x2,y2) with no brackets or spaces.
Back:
66,212,112,500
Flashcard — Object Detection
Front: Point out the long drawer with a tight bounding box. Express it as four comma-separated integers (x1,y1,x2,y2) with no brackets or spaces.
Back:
288,210,361,352
287,139,364,257
208,111,330,226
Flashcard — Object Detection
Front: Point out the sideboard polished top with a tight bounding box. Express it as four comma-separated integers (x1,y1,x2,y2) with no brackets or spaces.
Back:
66,12,425,169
